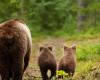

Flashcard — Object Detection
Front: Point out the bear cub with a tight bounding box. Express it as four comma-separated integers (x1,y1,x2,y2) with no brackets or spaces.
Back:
58,45,76,77
38,46,57,80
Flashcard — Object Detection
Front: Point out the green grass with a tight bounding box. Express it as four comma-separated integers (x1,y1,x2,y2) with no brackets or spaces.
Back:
24,32,100,80
77,43,100,61
31,26,100,41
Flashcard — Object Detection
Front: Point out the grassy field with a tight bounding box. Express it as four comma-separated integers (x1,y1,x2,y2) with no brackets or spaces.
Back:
23,34,100,80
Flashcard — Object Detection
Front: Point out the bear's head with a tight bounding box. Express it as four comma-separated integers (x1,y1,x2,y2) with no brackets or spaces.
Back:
64,45,76,56
39,46,53,54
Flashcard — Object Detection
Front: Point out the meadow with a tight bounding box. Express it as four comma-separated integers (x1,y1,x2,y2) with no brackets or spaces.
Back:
23,32,100,80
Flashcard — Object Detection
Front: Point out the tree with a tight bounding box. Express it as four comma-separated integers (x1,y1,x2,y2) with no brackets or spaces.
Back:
77,0,88,31
33,0,68,34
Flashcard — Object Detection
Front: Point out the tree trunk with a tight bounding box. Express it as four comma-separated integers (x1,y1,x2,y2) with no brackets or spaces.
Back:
20,0,24,15
77,0,87,31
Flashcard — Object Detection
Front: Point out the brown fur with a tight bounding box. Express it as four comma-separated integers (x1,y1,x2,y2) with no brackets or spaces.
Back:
38,46,57,80
58,46,76,77
0,19,32,80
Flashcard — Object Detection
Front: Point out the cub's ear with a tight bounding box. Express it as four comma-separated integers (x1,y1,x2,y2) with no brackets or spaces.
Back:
64,46,69,50
71,45,76,51
40,47,44,52
48,47,52,51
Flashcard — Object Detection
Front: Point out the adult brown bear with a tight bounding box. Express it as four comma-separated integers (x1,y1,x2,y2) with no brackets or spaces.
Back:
0,19,32,80
38,46,57,80
58,45,76,77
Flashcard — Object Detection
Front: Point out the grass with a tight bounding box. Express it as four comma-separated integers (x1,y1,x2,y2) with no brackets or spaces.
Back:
77,42,100,61
23,32,100,80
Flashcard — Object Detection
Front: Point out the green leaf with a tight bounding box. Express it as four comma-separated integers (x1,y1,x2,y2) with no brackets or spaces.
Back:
10,0,17,4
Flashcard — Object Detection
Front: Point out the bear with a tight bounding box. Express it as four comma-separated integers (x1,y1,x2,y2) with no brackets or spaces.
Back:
58,45,76,78
38,46,57,80
0,19,32,80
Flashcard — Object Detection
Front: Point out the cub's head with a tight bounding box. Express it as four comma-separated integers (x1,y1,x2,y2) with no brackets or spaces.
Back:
64,45,76,55
39,46,53,54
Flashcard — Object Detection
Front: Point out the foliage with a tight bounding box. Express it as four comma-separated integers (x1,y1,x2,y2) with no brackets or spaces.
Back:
0,0,100,36
77,43,100,61
56,70,68,78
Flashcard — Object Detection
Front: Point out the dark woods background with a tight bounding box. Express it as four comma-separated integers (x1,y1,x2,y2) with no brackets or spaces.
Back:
0,0,100,38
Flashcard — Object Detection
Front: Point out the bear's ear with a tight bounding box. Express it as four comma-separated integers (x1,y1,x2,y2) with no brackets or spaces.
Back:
64,46,68,50
71,45,76,51
48,46,52,51
40,47,44,52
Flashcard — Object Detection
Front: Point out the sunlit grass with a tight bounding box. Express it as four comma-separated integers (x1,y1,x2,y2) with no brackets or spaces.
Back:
76,61,93,74
77,43,100,61
24,33,100,80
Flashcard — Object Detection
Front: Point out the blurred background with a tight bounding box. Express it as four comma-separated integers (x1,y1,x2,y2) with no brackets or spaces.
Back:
0,0,100,39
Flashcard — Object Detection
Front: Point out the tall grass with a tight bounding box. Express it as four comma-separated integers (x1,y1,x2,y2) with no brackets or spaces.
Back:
77,43,100,61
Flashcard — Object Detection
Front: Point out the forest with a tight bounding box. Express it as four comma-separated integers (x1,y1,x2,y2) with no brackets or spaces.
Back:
0,0,100,80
